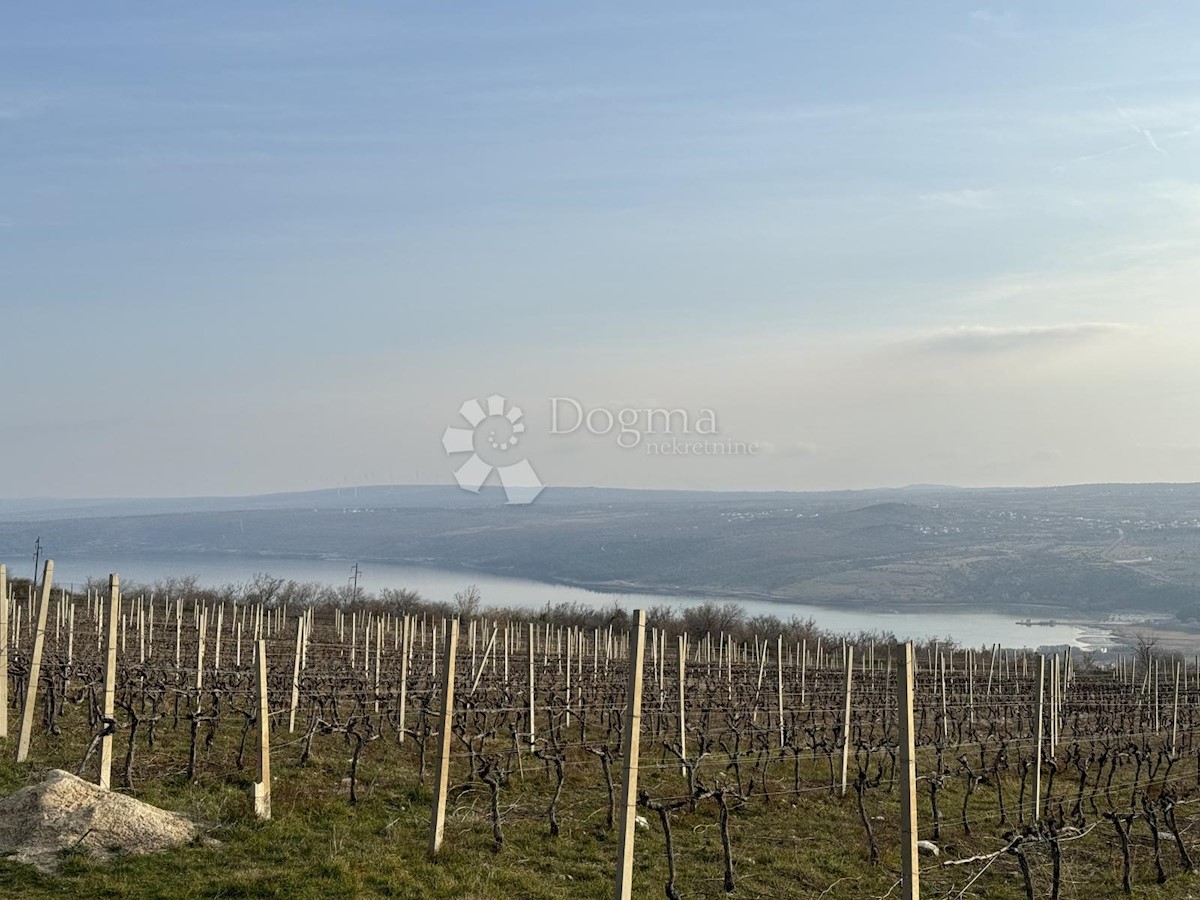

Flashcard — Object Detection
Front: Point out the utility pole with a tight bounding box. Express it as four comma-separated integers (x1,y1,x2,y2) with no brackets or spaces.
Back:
32,537,42,592
349,563,361,604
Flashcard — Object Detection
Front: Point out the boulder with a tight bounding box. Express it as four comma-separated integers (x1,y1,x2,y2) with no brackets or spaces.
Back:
0,769,199,872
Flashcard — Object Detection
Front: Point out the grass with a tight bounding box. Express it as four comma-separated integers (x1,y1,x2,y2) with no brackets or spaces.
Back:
5,712,1200,900
3,644,1200,900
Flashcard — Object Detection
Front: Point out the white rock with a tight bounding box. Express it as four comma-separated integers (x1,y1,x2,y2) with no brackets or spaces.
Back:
635,815,649,830
0,769,200,873
917,840,940,858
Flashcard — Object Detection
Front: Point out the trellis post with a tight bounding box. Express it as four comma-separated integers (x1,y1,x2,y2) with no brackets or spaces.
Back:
253,639,271,819
288,615,303,732
677,632,687,770
0,564,7,740
614,609,647,900
528,621,537,747
1034,655,1045,821
776,633,785,748
16,560,53,763
99,574,120,789
898,642,919,900
398,614,411,742
429,618,459,857
839,644,854,797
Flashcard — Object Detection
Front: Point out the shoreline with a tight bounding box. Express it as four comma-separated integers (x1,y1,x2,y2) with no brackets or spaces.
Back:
43,547,1197,650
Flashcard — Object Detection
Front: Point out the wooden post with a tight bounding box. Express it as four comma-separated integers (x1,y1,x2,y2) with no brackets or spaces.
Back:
16,560,53,763
614,609,648,900
253,639,271,819
1153,658,1160,734
398,614,411,743
565,627,573,723
214,604,224,670
677,633,687,768
1172,661,1180,756
1051,657,1060,753
0,564,7,740
801,638,807,707
1034,655,1045,821
471,625,497,695
288,616,303,733
99,574,120,789
303,607,311,669
839,644,854,797
776,634,785,748
527,622,537,747
968,649,975,728
374,618,382,712
939,653,948,741
898,642,919,900
429,618,459,857
196,609,206,692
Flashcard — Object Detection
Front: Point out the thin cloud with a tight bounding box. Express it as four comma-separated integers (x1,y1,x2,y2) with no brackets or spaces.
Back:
1110,98,1167,155
906,322,1131,354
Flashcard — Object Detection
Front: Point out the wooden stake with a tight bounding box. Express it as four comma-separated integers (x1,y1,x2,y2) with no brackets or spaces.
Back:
288,616,303,733
677,633,687,769
374,618,382,713
528,622,537,747
398,614,411,743
614,609,648,900
214,604,224,671
0,565,7,740
16,560,53,763
776,634,785,748
429,618,459,857
99,574,120,789
898,642,919,900
839,644,854,797
1034,655,1045,821
0,564,6,739
1172,661,1180,755
253,639,271,819
195,609,206,692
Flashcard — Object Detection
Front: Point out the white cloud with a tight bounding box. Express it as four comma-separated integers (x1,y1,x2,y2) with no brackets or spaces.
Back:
904,322,1131,354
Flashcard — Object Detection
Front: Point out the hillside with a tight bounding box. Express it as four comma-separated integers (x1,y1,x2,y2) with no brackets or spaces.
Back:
2,483,1199,617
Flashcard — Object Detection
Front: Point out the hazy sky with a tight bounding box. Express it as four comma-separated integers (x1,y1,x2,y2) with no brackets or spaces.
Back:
3,3,1200,497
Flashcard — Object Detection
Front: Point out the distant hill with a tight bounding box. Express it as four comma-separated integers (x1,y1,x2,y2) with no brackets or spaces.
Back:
1,482,1199,617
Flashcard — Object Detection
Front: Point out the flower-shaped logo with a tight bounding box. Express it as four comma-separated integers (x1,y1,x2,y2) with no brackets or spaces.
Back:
441,395,545,504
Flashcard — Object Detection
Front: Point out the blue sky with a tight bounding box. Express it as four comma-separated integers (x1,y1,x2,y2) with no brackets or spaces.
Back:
3,3,1200,496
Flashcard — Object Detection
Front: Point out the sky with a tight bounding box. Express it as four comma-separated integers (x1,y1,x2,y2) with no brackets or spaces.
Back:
3,2,1200,497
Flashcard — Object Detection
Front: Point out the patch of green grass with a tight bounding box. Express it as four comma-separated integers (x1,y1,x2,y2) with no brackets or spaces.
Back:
4,708,1200,898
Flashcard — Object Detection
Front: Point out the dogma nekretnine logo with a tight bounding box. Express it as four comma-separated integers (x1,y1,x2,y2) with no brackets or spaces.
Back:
441,395,545,504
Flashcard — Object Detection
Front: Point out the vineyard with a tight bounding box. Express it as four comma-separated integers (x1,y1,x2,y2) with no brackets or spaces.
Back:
3,560,1200,899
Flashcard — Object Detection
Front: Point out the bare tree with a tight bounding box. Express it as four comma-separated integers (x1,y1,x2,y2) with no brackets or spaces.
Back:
1134,633,1159,671
454,584,482,618
380,587,426,614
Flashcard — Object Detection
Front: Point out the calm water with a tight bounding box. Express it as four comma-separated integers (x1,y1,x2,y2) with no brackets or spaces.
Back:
41,551,1113,651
